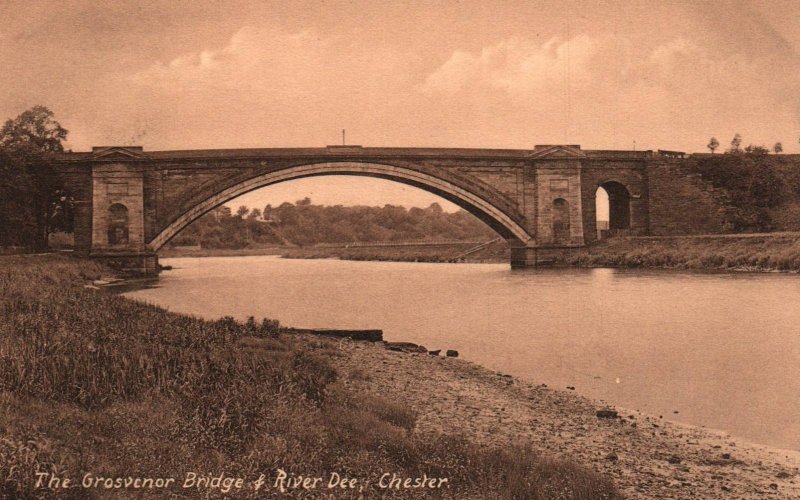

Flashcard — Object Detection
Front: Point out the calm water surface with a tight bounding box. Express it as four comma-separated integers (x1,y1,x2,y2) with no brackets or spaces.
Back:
125,256,800,450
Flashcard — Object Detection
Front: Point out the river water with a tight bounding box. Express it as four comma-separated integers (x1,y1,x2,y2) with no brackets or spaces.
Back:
124,256,800,451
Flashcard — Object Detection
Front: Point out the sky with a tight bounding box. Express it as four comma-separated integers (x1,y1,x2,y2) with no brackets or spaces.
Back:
2,0,798,214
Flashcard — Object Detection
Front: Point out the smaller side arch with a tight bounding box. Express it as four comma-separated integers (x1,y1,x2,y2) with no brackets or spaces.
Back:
599,181,631,231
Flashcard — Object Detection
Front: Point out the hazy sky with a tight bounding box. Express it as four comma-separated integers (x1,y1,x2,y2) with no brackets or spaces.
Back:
2,0,798,212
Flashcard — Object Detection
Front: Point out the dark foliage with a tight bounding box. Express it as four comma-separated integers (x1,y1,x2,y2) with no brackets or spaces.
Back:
0,106,72,250
691,151,791,231
170,199,496,249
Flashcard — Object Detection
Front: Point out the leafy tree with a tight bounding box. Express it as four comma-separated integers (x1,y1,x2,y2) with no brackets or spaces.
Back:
773,142,783,154
248,208,262,219
0,106,70,250
1,105,67,153
707,137,719,154
236,206,249,219
728,133,742,153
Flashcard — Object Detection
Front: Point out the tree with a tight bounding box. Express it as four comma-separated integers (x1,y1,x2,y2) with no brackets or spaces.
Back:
774,142,783,154
248,208,262,219
236,206,249,218
0,105,67,153
0,106,70,250
707,137,719,154
729,133,742,153
743,144,769,155
213,206,232,219
426,202,444,214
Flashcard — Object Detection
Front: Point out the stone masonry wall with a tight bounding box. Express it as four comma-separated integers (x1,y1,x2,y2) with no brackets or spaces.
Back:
646,159,731,236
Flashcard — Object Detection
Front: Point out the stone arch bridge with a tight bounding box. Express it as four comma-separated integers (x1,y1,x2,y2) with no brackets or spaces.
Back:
57,144,713,273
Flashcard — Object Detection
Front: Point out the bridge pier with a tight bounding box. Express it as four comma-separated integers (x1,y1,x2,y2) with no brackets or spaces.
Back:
90,251,160,276
81,155,162,275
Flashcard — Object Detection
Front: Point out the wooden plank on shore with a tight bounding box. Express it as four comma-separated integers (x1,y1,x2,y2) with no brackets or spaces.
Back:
281,328,383,342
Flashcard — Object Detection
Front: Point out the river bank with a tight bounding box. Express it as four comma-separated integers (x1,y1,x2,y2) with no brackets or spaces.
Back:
159,245,286,258
281,240,508,263
0,254,617,499
161,241,508,263
3,254,798,497
280,232,800,272
160,232,800,272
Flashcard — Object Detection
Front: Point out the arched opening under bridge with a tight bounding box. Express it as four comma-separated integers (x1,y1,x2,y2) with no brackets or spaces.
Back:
148,162,532,252
595,181,631,239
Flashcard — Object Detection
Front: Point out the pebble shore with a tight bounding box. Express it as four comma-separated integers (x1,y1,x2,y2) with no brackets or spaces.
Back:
324,338,800,499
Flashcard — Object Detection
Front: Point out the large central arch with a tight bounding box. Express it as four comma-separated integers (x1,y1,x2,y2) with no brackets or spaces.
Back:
148,161,533,251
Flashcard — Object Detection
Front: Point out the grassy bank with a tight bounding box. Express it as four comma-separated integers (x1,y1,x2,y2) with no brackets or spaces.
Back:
0,254,618,499
560,233,800,272
164,233,800,273
276,233,800,272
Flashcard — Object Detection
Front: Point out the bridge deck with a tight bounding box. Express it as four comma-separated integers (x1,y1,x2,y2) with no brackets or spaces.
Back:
59,146,658,162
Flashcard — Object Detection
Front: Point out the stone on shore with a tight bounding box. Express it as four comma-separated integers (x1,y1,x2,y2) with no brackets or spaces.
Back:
596,409,619,419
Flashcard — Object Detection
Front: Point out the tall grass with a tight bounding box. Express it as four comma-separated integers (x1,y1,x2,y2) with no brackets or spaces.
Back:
0,255,620,498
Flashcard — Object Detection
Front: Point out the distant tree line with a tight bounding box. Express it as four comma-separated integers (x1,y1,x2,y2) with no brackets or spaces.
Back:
706,133,787,155
0,106,72,251
169,199,497,249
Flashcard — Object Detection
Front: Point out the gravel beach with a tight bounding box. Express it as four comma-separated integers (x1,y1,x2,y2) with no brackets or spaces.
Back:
325,338,800,499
